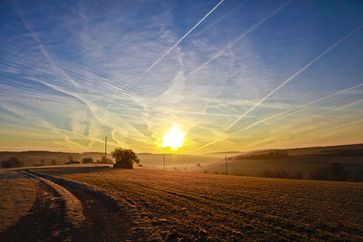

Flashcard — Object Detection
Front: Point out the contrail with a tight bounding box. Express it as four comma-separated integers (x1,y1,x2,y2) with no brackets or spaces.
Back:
162,0,293,121
0,103,94,150
195,0,250,37
242,117,363,152
10,0,80,88
124,0,224,88
11,0,143,114
254,116,363,151
197,82,363,151
185,0,293,79
224,25,363,132
3,34,144,116
229,83,363,135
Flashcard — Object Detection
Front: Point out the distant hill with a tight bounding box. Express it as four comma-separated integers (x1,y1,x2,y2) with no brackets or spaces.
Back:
231,144,363,157
203,144,363,181
206,151,243,155
2,144,363,179
136,153,221,169
276,143,363,156
0,151,221,169
0,151,107,167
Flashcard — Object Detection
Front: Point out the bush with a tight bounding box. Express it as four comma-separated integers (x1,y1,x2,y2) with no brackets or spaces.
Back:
259,169,303,179
310,163,349,181
65,155,80,165
260,169,289,178
65,160,80,165
330,162,348,180
112,148,140,169
1,157,23,168
1,160,11,168
100,156,113,164
351,170,363,181
82,157,94,164
310,167,330,180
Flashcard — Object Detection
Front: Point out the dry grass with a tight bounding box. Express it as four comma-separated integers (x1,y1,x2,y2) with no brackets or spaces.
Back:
24,171,85,228
59,168,363,241
0,170,37,232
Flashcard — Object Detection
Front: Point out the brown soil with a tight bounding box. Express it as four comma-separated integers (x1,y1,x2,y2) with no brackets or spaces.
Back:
0,172,133,242
0,182,71,242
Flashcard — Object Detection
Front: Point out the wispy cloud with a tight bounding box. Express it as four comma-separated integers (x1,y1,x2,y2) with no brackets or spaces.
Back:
1,0,363,152
224,25,363,132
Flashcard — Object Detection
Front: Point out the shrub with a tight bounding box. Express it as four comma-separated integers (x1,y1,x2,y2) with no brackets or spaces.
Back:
260,169,289,178
1,160,11,168
65,160,80,165
1,157,23,168
112,148,140,169
310,167,330,180
310,163,349,181
65,155,80,165
259,169,303,179
81,157,94,164
100,156,113,164
329,162,348,180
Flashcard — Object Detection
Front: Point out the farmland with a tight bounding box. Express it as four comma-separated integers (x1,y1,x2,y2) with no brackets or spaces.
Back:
1,166,362,241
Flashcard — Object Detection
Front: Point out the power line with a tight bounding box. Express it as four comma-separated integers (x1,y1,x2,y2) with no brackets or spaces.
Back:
104,136,107,160
225,155,228,175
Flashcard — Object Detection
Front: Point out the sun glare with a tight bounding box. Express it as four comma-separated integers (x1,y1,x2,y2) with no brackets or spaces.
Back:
161,124,185,150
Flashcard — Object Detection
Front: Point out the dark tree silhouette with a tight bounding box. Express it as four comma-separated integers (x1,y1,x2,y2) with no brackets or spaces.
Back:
65,155,80,165
82,157,94,164
1,157,23,168
310,162,349,181
310,167,330,180
1,160,11,168
112,148,140,169
100,156,113,164
329,162,348,180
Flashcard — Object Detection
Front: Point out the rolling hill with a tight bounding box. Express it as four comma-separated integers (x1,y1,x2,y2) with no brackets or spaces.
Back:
202,144,363,180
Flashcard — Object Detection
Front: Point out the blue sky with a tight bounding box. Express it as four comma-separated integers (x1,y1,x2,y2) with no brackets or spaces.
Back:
0,0,363,153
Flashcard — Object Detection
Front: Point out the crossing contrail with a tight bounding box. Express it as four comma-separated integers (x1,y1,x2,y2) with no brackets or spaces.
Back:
253,115,363,151
223,25,363,132
185,0,293,79
195,0,250,37
197,82,363,151
10,0,81,88
124,0,225,88
228,83,363,136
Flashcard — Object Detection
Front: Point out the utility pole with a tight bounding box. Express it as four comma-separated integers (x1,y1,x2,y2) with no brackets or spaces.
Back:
163,154,165,170
104,136,107,160
225,155,228,175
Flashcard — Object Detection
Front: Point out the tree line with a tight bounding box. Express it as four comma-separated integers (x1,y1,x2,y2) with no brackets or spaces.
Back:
1,147,140,169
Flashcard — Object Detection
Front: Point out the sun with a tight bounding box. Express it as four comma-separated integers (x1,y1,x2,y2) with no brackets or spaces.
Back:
161,124,185,150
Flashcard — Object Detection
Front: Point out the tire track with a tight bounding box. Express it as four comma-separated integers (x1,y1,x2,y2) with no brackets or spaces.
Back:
0,173,72,242
25,170,143,241
22,171,85,229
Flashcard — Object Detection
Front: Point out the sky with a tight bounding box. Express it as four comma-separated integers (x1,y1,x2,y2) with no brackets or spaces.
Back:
0,0,363,154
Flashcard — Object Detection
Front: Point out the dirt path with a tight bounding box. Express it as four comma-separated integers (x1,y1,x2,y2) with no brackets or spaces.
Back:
65,184,130,241
0,171,132,242
0,181,71,241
